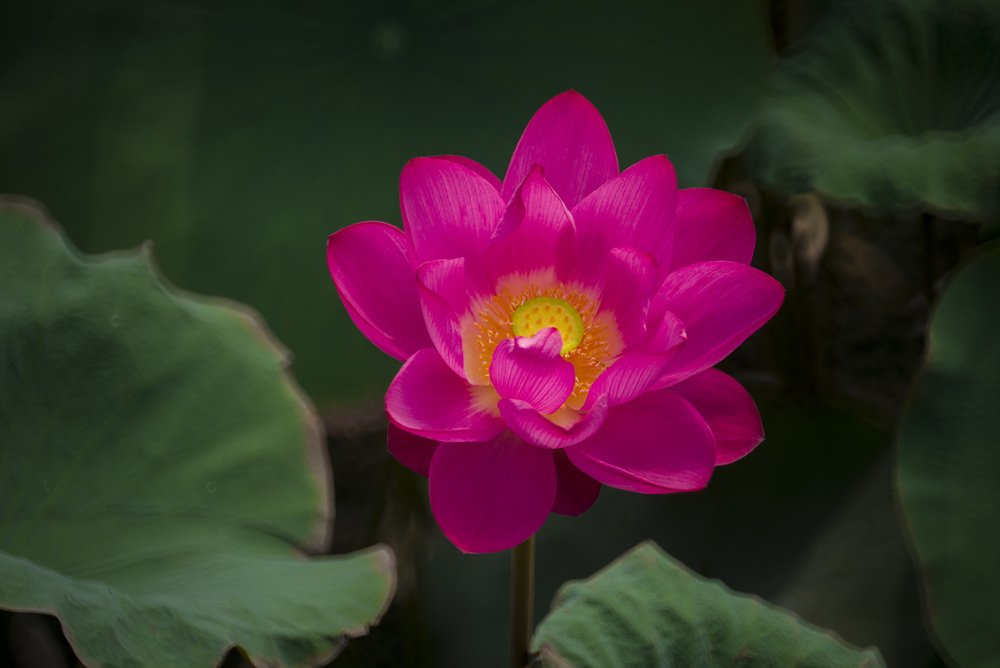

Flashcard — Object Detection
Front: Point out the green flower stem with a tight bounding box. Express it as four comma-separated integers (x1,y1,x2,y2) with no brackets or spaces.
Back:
510,535,536,668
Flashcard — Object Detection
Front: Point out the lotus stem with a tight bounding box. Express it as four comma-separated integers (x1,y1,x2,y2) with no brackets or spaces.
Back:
510,535,535,668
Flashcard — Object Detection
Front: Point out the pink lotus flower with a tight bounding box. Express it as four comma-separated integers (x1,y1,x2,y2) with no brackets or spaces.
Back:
327,91,784,553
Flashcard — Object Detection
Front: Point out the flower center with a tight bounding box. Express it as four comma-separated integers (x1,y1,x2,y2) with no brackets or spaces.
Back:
462,272,624,410
511,296,584,354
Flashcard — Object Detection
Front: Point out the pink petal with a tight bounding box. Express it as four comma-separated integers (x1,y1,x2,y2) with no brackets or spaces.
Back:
567,390,716,493
429,433,557,553
327,222,432,360
671,369,764,465
386,350,504,442
552,450,601,516
435,155,502,192
498,395,609,449
479,167,576,290
416,258,469,378
572,155,678,284
671,188,756,270
501,90,619,208
597,246,658,347
490,329,576,414
653,261,784,387
643,308,689,351
583,311,686,409
387,423,438,476
400,157,505,265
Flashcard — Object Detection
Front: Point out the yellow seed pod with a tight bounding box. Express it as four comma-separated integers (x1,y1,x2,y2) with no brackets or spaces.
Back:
511,296,585,355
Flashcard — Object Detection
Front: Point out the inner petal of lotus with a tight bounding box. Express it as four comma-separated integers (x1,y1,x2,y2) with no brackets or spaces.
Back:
463,270,623,410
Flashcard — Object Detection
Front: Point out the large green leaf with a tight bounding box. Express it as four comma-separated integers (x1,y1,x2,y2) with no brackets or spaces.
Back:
897,242,1000,668
0,0,772,406
746,0,1000,220
531,542,886,668
0,199,395,667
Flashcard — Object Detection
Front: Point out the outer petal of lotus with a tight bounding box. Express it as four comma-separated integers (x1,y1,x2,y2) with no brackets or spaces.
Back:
327,222,432,360
671,188,755,270
435,154,502,192
416,257,471,378
670,368,764,465
429,433,557,554
400,157,505,265
572,155,678,285
385,349,504,442
568,390,716,494
652,261,784,387
502,90,619,208
387,423,438,476
552,450,601,516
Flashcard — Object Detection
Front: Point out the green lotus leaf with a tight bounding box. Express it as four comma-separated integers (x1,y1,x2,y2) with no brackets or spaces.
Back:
531,541,886,668
897,241,1000,667
0,199,395,668
0,0,771,405
747,0,1000,220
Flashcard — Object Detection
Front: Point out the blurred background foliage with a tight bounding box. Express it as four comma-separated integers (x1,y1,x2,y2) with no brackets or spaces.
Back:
1,0,998,666
747,0,1000,220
